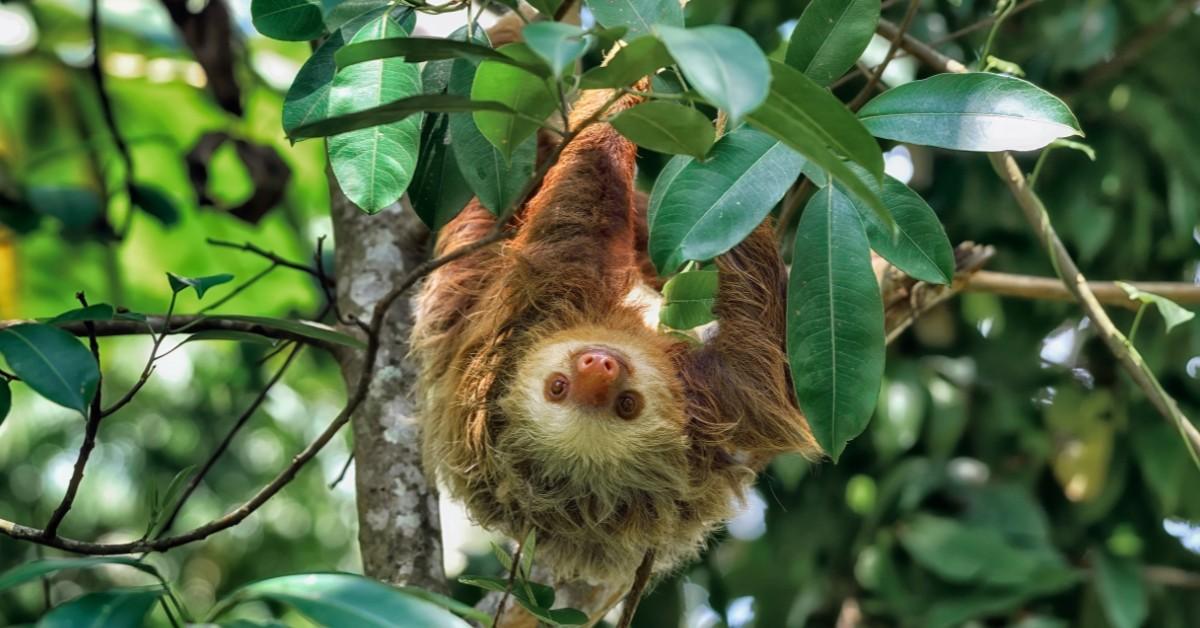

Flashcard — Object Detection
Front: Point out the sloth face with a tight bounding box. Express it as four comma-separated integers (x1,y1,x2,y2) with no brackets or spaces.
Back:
499,325,687,475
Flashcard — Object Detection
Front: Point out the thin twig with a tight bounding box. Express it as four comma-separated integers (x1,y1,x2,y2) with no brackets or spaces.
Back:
314,235,344,323
199,264,278,314
616,549,655,628
206,239,335,288
328,453,354,490
43,293,104,538
152,343,304,541
86,0,137,239
493,536,527,627
100,293,176,418
848,0,920,112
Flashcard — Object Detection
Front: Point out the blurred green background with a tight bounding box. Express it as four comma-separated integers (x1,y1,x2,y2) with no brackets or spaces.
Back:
2,0,1200,626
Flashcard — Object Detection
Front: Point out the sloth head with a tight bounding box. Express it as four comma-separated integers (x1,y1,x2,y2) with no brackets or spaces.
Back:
497,323,690,490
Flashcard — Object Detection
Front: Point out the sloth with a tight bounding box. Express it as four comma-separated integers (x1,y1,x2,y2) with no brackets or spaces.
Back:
412,88,821,583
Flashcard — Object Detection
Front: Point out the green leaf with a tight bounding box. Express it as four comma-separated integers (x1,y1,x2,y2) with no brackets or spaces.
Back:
900,514,1073,587
857,73,1083,152
222,573,471,628
327,14,423,213
611,101,714,159
646,154,690,227
335,37,550,77
649,127,805,273
283,29,345,136
523,22,590,79
1116,282,1195,333
0,324,99,415
832,174,954,284
43,304,116,324
580,36,672,89
471,43,557,159
785,0,880,85
289,94,513,140
323,1,406,35
0,379,9,427
458,576,577,625
0,557,162,592
587,0,683,39
656,25,770,124
28,186,102,232
251,0,324,41
747,60,885,215
144,465,196,538
213,315,366,349
1092,550,1147,628
659,269,718,329
450,55,535,214
394,586,494,626
129,184,180,227
180,330,279,347
40,589,162,628
167,272,234,299
787,186,884,460
755,60,883,180
411,113,473,230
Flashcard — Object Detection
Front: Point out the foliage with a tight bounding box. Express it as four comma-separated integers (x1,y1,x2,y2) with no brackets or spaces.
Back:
1,0,1200,626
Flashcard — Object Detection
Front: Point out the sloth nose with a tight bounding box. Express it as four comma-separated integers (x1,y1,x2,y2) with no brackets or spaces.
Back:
573,350,620,406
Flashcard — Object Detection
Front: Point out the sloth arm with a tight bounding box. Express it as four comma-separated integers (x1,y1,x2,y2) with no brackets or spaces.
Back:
681,221,822,461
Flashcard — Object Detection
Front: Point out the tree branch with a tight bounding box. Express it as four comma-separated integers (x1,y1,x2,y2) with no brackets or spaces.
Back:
0,315,343,353
206,238,335,288
964,271,1200,309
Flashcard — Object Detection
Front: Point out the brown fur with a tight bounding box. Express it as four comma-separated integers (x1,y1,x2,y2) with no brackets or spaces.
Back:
413,89,820,582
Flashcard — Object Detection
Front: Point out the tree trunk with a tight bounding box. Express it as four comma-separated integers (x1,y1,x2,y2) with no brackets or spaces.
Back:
329,181,446,591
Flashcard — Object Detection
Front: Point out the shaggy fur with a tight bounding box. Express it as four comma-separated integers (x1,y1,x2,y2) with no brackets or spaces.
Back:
412,88,821,582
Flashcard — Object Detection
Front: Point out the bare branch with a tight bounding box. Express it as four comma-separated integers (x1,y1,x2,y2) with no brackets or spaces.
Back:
207,238,335,288
43,292,105,538
964,271,1200,309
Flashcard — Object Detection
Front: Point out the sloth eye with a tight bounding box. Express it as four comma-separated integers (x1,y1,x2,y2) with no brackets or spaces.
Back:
544,374,569,402
615,391,643,420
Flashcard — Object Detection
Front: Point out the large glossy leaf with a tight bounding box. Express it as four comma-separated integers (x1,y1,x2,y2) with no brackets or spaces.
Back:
39,589,162,628
646,154,690,226
224,573,471,628
411,112,473,230
471,44,557,159
283,29,345,136
857,73,1083,152
788,186,884,460
785,0,880,85
215,315,366,349
450,56,535,215
656,25,770,123
648,127,806,274
1093,550,1147,628
0,323,99,415
323,1,405,35
251,0,324,41
335,37,550,77
587,0,682,39
327,13,422,213
660,269,718,329
580,36,672,89
0,557,161,592
832,175,954,284
523,22,590,79
611,101,715,159
748,60,885,215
